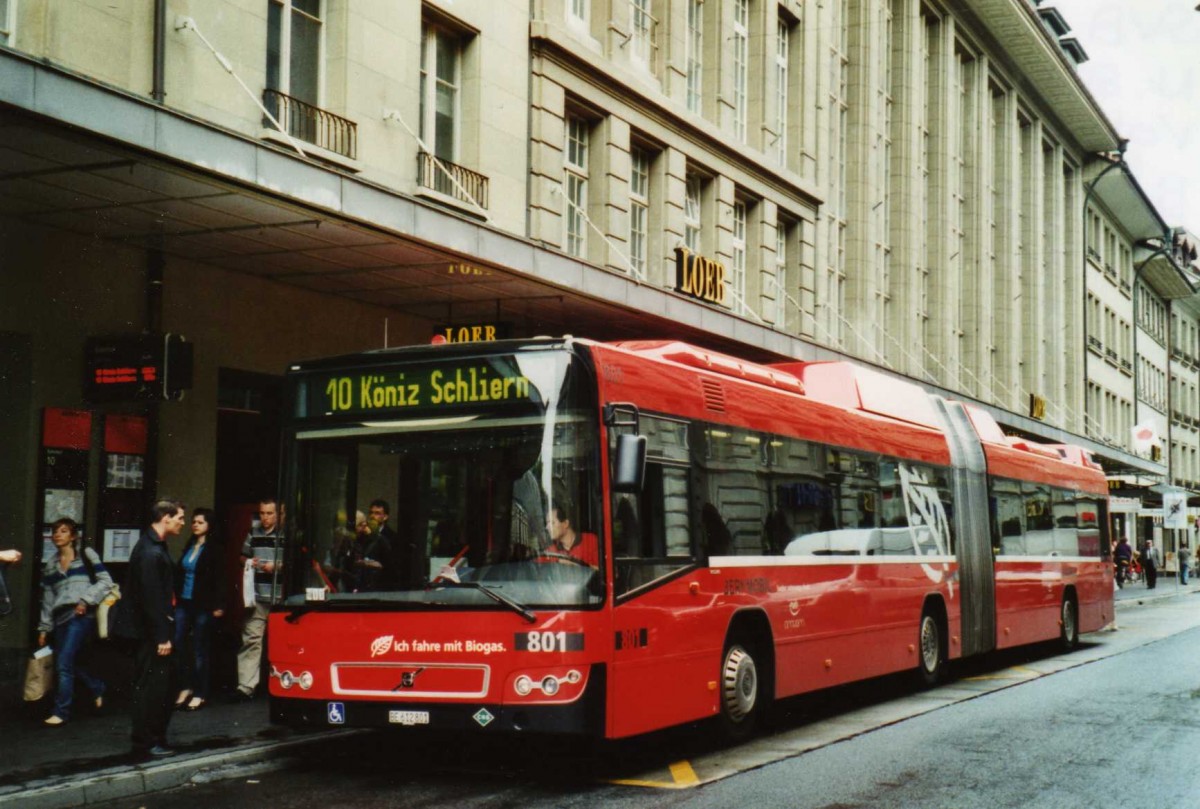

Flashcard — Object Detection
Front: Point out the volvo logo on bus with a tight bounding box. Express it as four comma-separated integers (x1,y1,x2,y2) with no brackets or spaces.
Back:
394,667,425,690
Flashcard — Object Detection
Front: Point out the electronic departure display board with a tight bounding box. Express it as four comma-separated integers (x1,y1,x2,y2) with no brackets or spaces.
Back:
84,333,194,403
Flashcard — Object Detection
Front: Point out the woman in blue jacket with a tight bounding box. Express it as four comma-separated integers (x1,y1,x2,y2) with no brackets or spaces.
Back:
173,508,224,711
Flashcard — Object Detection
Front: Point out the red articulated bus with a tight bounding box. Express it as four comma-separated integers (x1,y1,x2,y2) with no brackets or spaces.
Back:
267,337,1113,739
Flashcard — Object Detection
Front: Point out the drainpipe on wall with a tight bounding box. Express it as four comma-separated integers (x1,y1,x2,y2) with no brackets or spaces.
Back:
152,0,167,103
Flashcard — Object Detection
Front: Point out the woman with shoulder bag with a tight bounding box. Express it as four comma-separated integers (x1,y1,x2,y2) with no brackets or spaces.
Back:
36,518,112,726
173,508,224,711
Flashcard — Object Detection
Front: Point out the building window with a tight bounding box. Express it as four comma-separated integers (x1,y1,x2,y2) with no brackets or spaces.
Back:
774,15,791,165
630,0,657,71
732,200,747,311
570,0,589,24
630,146,651,276
732,0,750,143
419,23,461,164
565,115,590,258
0,0,11,46
774,220,790,325
266,0,322,106
823,0,849,347
685,0,703,114
684,173,702,252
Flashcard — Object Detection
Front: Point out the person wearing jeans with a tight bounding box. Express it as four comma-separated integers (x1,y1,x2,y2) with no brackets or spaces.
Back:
1180,540,1191,585
37,518,113,725
173,508,224,711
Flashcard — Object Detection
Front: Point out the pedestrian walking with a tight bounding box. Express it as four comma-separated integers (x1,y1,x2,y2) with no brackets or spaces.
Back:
1142,539,1160,589
1114,537,1132,588
35,518,113,726
127,499,185,758
1179,540,1190,585
235,499,282,699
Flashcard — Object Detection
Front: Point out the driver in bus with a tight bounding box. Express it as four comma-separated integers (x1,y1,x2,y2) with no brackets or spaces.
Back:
544,499,598,568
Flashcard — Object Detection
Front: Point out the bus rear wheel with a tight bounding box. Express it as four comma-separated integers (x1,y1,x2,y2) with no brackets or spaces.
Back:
1060,594,1079,652
718,642,759,741
917,611,943,687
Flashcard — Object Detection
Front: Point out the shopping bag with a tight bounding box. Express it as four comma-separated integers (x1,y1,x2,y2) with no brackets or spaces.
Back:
23,648,54,702
242,560,256,608
96,583,122,639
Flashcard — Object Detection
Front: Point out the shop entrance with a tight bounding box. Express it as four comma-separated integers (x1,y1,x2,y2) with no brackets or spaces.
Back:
212,369,282,695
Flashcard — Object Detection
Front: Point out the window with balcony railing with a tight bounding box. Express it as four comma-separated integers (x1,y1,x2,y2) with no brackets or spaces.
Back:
262,90,357,159
263,0,357,160
266,0,321,118
417,152,489,210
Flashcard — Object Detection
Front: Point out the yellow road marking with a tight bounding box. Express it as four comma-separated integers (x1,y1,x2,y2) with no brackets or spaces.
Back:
669,760,700,786
965,664,1044,682
609,760,700,789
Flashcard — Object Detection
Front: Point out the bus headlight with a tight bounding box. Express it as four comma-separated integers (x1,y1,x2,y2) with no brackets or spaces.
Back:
279,670,296,689
298,671,314,690
506,667,589,703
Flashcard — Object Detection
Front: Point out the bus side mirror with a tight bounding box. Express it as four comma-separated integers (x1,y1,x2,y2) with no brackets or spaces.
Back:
612,434,646,493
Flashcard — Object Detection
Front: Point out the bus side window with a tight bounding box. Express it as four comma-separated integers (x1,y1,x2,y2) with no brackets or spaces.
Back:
993,479,1025,556
612,416,693,597
613,493,641,556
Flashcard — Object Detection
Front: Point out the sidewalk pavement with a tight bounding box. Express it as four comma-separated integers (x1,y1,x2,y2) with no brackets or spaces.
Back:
1114,572,1198,605
2,581,1196,809
0,682,346,809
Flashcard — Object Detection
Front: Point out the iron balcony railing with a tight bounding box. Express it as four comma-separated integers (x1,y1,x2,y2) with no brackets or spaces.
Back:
417,151,489,211
262,89,357,160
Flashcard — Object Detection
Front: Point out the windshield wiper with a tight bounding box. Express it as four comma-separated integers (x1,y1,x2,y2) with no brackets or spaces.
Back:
284,596,426,623
430,580,537,624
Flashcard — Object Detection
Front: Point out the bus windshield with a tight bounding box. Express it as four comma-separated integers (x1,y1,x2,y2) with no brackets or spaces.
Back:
288,347,604,610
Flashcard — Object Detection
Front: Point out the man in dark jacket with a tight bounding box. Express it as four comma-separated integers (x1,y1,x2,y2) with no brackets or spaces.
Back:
128,499,185,757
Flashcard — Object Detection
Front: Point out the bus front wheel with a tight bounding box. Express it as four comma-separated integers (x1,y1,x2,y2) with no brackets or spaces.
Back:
718,642,759,741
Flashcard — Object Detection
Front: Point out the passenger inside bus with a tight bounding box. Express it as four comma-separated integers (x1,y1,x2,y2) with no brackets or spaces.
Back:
701,503,732,556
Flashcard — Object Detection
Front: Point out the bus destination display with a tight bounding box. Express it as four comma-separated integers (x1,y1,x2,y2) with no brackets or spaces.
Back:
305,360,535,417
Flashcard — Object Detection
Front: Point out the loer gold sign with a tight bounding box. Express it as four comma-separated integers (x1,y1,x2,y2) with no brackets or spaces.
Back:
1028,394,1047,421
674,247,727,306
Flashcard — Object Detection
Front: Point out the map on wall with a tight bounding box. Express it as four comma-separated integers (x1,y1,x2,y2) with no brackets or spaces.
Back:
43,488,85,524
105,454,145,490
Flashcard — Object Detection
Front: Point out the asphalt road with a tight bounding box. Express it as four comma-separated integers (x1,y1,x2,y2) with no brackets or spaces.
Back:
86,595,1200,809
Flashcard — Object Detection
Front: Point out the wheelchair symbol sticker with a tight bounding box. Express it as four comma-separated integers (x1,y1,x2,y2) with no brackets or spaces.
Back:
327,702,345,724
